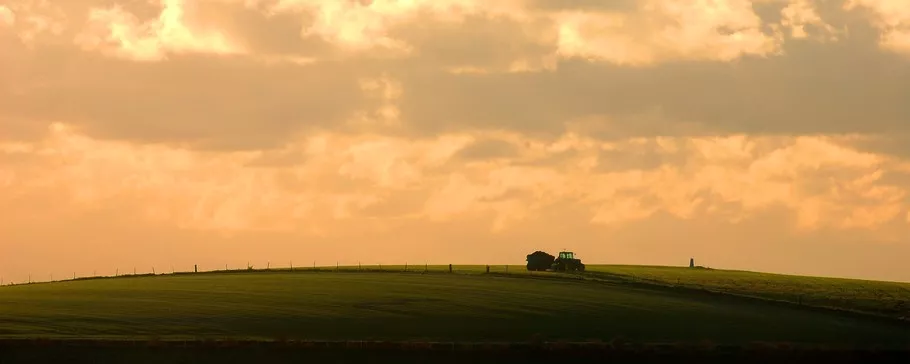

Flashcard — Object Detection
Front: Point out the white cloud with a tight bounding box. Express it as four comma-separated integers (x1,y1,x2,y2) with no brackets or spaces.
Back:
74,0,244,61
262,0,527,54
0,6,14,27
553,0,781,65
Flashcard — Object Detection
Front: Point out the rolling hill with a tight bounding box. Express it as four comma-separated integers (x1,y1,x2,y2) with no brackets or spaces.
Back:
0,266,907,348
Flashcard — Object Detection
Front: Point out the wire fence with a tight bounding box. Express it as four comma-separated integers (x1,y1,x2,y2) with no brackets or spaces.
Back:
0,263,536,286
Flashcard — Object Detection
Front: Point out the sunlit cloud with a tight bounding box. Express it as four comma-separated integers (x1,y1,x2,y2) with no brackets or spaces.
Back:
553,0,781,65
780,0,839,40
74,0,243,61
1,0,66,46
0,5,14,27
3,124,906,237
845,0,910,55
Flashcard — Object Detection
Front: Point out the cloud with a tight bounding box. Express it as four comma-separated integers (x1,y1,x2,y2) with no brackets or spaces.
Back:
845,0,910,55
73,0,243,61
263,0,528,54
0,0,67,45
553,0,781,65
0,51,381,148
2,0,910,284
779,0,839,40
4,0,909,148
3,124,906,237
0,5,14,27
456,139,520,161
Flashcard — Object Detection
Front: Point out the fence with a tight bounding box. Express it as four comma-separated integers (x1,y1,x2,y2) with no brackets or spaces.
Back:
0,263,530,287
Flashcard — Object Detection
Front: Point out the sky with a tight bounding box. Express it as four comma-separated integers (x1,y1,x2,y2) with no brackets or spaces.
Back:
1,0,909,284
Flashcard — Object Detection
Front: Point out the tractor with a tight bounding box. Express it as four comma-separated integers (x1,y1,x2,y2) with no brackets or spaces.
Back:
551,251,585,272
525,250,585,272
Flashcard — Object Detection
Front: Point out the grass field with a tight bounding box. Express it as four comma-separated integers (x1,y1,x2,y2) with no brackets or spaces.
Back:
582,265,910,320
322,264,910,320
0,268,908,347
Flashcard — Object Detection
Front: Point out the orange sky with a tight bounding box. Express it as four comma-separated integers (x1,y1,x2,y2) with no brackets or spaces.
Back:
2,0,910,284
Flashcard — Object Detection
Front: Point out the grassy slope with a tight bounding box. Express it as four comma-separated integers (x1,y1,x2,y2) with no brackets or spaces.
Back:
356,264,910,320
0,270,907,347
581,265,910,320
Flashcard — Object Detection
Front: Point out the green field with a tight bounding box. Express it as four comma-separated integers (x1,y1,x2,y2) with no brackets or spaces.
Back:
344,264,910,320
0,267,908,347
582,265,910,320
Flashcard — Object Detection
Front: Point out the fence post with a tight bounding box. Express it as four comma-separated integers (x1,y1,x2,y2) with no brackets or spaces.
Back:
194,265,197,273
449,264,452,273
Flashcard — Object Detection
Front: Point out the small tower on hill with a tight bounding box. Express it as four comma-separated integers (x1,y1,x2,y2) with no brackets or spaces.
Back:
689,258,695,268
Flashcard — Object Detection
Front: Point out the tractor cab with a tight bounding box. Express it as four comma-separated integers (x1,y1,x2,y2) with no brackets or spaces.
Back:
558,251,575,260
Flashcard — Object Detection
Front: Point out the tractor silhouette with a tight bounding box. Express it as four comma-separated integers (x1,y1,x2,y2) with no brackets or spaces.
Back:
525,250,585,272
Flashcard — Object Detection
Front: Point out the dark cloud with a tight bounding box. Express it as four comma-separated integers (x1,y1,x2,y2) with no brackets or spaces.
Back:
189,0,339,59
843,134,910,159
393,22,909,137
455,139,519,160
357,189,432,218
387,14,556,72
376,1,908,138
0,47,378,149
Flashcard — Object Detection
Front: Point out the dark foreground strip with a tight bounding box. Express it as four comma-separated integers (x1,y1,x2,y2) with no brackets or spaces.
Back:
0,339,907,364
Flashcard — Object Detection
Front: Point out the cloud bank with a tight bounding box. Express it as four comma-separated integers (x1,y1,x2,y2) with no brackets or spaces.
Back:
1,0,909,283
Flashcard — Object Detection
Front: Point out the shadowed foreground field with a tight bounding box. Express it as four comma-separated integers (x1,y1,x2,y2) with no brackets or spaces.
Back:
0,271,907,348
